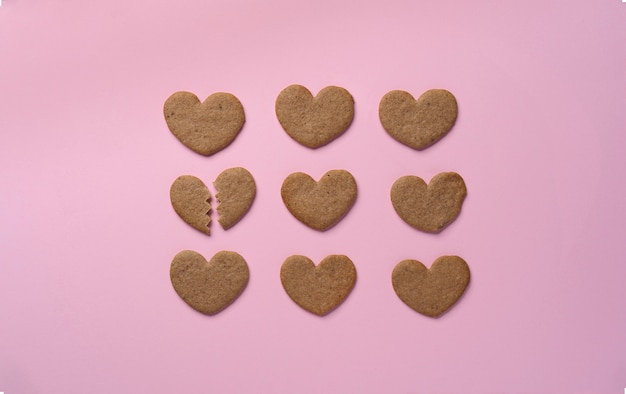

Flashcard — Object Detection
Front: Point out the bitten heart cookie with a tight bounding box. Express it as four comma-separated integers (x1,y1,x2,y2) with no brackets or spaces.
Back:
170,250,249,315
215,167,256,230
379,89,458,150
164,91,245,156
275,85,354,148
281,170,357,231
281,255,357,316
392,256,470,317
391,172,467,233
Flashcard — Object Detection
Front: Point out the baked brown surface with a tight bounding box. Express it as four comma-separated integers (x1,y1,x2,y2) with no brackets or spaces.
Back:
170,250,249,315
281,169,357,231
379,89,457,150
392,256,470,317
170,175,211,235
164,91,245,156
215,167,256,230
275,85,354,148
170,168,256,234
280,254,357,316
391,172,466,233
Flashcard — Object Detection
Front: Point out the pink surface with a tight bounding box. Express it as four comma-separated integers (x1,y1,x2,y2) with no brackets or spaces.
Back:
1,1,625,393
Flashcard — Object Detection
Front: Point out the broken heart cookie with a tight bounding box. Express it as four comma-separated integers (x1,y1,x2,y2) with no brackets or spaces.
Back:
170,168,255,235
392,256,470,317
164,91,245,156
391,172,466,233
275,85,354,148
170,250,249,315
379,89,457,150
215,167,256,230
170,175,212,235
281,169,357,231
281,255,357,316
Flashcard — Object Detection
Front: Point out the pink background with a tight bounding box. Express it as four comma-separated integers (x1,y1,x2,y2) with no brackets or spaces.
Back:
1,1,625,393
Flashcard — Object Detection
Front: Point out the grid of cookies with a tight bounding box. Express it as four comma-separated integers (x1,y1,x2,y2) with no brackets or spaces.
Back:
164,85,470,318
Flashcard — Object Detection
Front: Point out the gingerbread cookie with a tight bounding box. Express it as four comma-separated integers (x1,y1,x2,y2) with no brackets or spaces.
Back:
170,250,249,315
275,85,354,148
392,256,470,317
164,91,245,156
170,175,212,235
379,89,457,150
391,172,466,233
281,255,357,316
170,168,255,234
281,170,357,231
215,167,256,230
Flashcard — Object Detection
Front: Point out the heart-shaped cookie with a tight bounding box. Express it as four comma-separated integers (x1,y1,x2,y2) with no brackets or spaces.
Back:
281,170,357,231
379,89,458,150
390,172,466,233
170,175,212,235
275,85,354,148
392,256,470,317
164,91,245,156
280,255,357,316
215,167,256,230
170,250,249,315
170,168,256,235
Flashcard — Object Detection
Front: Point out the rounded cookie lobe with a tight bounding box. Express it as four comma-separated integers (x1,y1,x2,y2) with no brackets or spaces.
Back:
275,85,354,148
390,172,466,233
392,255,470,317
281,169,357,231
379,89,457,150
164,91,245,156
170,175,211,235
215,167,256,230
170,250,249,315
280,254,357,316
